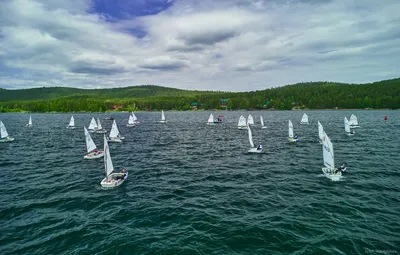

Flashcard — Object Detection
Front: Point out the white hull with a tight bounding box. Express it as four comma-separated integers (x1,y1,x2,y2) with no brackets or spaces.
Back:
288,137,298,142
261,126,267,129
159,120,167,123
300,122,309,125
88,129,96,133
0,137,15,142
248,147,262,153
67,126,75,129
238,126,248,130
346,132,355,136
26,124,32,127
100,172,128,188
108,137,122,143
95,129,107,134
84,151,104,159
350,125,360,128
206,122,215,125
127,124,135,127
322,167,342,181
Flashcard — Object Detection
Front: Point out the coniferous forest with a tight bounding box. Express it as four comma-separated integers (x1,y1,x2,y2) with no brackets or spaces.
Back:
0,78,399,112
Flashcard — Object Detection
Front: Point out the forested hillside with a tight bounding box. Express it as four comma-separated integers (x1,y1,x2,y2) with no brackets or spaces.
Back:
0,78,399,112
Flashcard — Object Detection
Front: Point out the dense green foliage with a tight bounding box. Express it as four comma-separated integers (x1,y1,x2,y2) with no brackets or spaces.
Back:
0,78,399,112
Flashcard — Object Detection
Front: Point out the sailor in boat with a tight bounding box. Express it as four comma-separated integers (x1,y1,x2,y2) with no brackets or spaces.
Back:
116,168,127,180
294,135,299,140
334,163,347,174
350,130,355,135
257,143,262,150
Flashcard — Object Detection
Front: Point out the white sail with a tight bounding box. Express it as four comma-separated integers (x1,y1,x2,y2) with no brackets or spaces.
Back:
349,114,358,126
322,131,335,169
238,115,247,128
0,121,9,138
84,126,97,153
300,113,309,124
103,135,114,177
318,121,324,140
88,117,98,130
247,114,254,125
132,112,138,122
128,115,135,125
248,124,254,148
260,116,265,127
109,120,119,138
28,116,32,126
97,118,103,130
344,117,351,133
288,120,294,138
161,110,166,121
207,113,214,124
68,116,75,127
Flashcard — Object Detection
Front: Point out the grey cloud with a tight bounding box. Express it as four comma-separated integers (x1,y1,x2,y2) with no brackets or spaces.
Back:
139,61,187,71
179,29,237,45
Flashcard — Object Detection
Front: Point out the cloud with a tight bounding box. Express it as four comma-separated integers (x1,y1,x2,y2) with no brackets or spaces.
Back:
0,0,399,91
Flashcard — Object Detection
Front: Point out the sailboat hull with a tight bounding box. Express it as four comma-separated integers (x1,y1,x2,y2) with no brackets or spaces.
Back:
95,129,107,134
101,172,128,188
0,137,15,142
261,126,267,129
322,168,342,181
107,137,122,143
288,137,298,142
67,126,75,129
84,151,104,159
350,125,360,128
159,120,167,123
127,124,135,127
300,122,309,125
248,148,262,153
238,126,248,129
26,124,33,127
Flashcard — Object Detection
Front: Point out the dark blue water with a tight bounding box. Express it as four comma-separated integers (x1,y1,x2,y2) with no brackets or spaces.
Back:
0,111,399,255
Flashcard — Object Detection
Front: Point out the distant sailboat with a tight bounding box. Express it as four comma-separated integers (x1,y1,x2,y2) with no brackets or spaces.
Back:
67,116,75,129
247,114,254,125
100,135,128,188
288,120,298,142
318,120,324,144
0,121,14,142
88,117,98,132
300,113,309,124
247,124,262,153
108,120,122,142
95,117,107,133
207,113,215,125
238,115,247,129
131,112,140,124
160,110,167,123
127,114,135,127
84,127,104,159
321,131,346,181
349,114,360,128
26,115,32,127
344,117,355,136
260,115,267,129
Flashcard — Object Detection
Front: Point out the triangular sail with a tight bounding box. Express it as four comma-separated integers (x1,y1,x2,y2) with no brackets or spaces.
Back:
349,114,358,126
260,116,265,127
301,113,308,124
207,114,214,123
161,110,166,121
0,121,9,138
132,112,138,121
97,118,103,130
28,116,32,125
247,114,254,125
318,121,324,140
322,131,335,169
288,120,294,138
68,116,75,127
88,117,98,130
238,115,246,128
248,124,254,148
103,135,114,177
344,117,350,133
128,115,134,125
84,126,97,153
109,120,119,138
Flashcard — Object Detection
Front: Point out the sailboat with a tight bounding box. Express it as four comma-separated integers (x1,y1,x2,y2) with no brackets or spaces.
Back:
288,120,298,142
26,115,33,127
247,124,262,153
67,116,75,129
247,114,254,125
349,114,360,128
160,110,167,123
260,115,267,129
321,131,345,181
207,113,215,125
95,118,107,133
127,114,135,127
132,112,140,124
84,127,104,159
238,115,247,129
0,121,14,142
318,120,324,144
300,113,309,124
100,135,128,188
108,120,123,142
344,117,355,136
88,117,98,132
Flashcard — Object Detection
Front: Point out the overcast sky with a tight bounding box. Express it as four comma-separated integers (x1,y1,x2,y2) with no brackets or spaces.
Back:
0,0,399,91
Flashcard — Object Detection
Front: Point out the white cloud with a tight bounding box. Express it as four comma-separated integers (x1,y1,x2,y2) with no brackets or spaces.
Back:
0,0,399,91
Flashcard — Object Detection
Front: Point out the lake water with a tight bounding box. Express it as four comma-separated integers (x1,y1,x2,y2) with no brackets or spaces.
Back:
0,110,399,255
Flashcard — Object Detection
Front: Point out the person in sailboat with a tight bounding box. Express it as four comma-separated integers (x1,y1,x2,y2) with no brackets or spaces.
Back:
257,143,262,150
294,135,299,140
116,168,127,180
335,163,346,174
350,130,355,135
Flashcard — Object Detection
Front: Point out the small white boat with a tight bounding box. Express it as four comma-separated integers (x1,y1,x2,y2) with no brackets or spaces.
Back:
206,113,215,125
349,114,360,128
0,121,14,142
260,115,267,129
132,112,140,124
247,124,262,153
237,115,247,129
247,114,254,125
26,115,33,127
159,110,167,123
84,127,104,159
318,120,324,144
127,114,135,127
95,117,107,133
100,135,128,188
321,131,346,181
344,117,355,136
88,117,98,132
300,113,309,124
288,120,298,142
108,120,123,142
67,116,75,129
